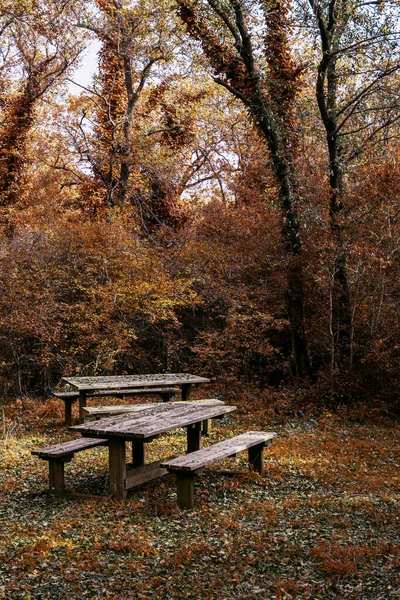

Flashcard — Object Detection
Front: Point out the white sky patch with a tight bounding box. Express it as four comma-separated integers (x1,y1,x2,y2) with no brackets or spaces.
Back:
68,39,102,93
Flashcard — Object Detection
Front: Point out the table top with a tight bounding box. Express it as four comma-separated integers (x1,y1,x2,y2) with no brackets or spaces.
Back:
70,402,236,440
62,373,210,391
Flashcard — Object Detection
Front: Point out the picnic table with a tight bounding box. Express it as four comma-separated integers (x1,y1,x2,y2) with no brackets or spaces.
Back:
70,401,236,499
62,373,210,423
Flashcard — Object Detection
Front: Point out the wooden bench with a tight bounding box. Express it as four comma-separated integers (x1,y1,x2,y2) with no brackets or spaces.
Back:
32,438,108,495
161,431,277,509
53,387,180,425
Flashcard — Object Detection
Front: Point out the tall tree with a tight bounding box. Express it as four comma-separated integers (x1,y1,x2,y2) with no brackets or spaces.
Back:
177,0,313,379
0,0,84,224
300,0,400,368
74,0,179,209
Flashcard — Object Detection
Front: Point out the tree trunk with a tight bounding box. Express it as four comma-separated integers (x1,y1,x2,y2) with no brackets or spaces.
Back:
327,133,351,367
255,98,312,380
318,53,351,368
311,0,352,369
177,0,313,379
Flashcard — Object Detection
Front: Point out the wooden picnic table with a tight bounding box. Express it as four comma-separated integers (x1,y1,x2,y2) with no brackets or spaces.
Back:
62,373,210,423
70,402,236,499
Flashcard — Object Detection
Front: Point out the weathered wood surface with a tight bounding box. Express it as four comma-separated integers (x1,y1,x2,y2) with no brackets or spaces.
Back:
109,438,126,499
161,431,276,472
53,387,179,401
131,440,146,468
125,457,176,489
70,403,236,440
83,398,224,419
164,432,277,509
187,422,202,453
63,373,210,391
176,472,195,509
49,461,66,496
33,437,109,496
32,437,108,459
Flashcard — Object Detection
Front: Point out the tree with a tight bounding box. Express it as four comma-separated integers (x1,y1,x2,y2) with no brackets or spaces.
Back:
71,0,182,209
177,0,313,379
0,0,85,228
298,0,400,369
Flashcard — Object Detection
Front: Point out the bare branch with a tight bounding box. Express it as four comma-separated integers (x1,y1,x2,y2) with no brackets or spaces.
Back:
213,76,250,104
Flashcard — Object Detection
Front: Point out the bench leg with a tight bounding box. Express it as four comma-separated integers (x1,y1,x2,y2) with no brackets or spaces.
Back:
248,443,265,475
176,473,195,509
78,391,87,424
64,400,73,426
109,438,127,499
49,460,66,495
187,422,202,453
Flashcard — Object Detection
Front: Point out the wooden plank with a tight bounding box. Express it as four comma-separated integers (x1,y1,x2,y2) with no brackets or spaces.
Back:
108,438,126,499
83,399,224,418
129,405,236,439
81,403,232,432
83,403,162,419
161,432,276,472
71,404,237,440
32,437,108,459
75,403,193,433
63,373,210,391
125,457,176,489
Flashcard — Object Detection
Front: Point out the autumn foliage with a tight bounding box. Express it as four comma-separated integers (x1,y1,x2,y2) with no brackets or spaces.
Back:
0,0,399,411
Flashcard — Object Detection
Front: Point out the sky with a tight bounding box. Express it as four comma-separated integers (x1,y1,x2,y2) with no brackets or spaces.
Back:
68,40,102,93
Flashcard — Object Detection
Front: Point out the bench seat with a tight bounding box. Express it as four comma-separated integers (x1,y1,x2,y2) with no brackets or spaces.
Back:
32,437,108,495
161,431,276,508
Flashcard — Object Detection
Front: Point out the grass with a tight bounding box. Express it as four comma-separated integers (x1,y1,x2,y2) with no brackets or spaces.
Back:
0,393,398,599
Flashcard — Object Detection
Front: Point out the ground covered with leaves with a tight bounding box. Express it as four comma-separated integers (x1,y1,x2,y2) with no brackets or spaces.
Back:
0,394,398,599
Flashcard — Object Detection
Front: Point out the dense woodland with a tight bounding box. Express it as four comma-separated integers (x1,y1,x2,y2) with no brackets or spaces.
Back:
1,4,399,598
1,0,399,410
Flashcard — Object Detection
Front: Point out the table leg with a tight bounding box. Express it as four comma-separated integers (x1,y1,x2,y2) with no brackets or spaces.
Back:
181,383,192,402
64,400,73,427
78,390,87,424
109,438,126,499
187,422,202,453
132,440,146,467
202,419,211,436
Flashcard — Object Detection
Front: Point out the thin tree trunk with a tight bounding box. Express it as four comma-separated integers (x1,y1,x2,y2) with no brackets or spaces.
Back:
313,3,352,368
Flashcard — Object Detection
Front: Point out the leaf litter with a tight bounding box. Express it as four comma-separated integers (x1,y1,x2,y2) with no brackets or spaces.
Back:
0,402,398,600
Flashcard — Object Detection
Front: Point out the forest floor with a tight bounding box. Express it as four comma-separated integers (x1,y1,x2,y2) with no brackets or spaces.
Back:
0,391,398,600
